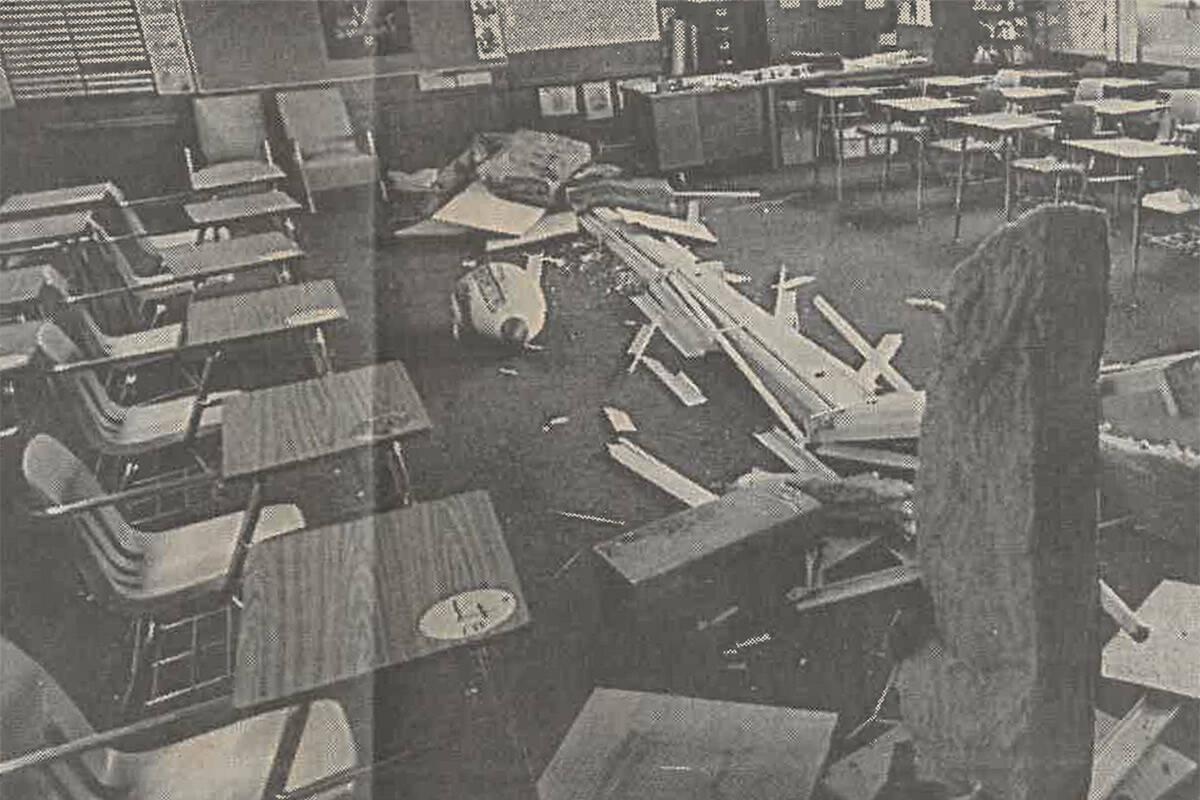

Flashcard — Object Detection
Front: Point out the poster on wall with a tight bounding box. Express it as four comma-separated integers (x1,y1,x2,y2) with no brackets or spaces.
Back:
501,0,658,53
1138,0,1200,66
318,0,413,59
582,81,614,120
538,85,579,117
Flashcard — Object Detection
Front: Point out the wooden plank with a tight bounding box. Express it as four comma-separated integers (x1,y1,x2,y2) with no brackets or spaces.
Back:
629,293,709,359
391,218,477,238
594,484,821,587
625,322,656,373
607,437,717,508
814,443,919,472
537,689,837,800
617,206,718,244
894,205,1112,799
813,295,914,393
754,427,840,480
1094,710,1196,800
603,406,636,434
641,355,707,407
432,182,545,237
856,333,904,388
1088,696,1181,800
791,564,922,613
808,392,925,444
485,210,579,252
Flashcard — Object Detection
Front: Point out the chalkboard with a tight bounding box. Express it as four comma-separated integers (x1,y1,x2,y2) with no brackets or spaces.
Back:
180,0,485,92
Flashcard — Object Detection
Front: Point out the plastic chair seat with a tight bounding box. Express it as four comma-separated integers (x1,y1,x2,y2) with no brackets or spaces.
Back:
190,160,286,193
111,389,238,456
300,150,378,194
140,503,304,600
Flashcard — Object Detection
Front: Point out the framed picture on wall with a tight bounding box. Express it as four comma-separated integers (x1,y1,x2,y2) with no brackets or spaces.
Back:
318,0,413,60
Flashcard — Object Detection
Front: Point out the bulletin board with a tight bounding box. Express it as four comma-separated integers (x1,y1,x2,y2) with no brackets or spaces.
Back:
180,0,487,92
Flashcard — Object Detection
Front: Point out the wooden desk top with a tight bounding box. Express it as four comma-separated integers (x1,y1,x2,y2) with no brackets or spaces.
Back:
948,112,1057,133
0,182,116,220
0,265,68,307
1079,98,1168,117
874,96,968,115
1102,580,1200,699
234,490,529,707
1096,77,1158,90
0,211,92,249
537,688,838,800
1011,69,1074,81
220,359,431,479
0,320,46,374
1142,189,1200,215
806,85,882,99
997,86,1070,101
183,190,302,227
919,74,993,88
158,232,303,279
183,279,345,349
1069,137,1196,160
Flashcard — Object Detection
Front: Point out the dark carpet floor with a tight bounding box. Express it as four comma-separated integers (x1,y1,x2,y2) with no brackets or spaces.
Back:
2,160,1197,798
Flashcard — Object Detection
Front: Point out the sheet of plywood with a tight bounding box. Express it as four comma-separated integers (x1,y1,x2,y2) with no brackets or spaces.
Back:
433,182,545,237
1102,580,1200,699
618,207,719,244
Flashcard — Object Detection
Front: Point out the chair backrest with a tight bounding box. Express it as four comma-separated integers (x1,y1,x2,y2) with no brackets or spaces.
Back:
276,87,358,159
974,87,1007,114
38,282,115,359
1159,88,1200,140
0,636,104,799
1078,60,1108,78
994,69,1022,88
22,434,148,607
193,93,269,164
1056,103,1098,141
1073,78,1106,102
36,323,129,453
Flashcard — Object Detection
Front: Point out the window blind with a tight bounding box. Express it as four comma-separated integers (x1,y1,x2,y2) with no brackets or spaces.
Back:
0,0,155,100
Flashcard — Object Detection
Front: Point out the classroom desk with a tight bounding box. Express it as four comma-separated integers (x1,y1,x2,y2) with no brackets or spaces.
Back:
184,279,345,366
1094,77,1160,99
946,113,1058,238
996,86,1071,112
159,231,303,285
1077,98,1169,133
183,190,302,242
233,490,528,707
220,359,430,504
537,688,838,800
807,85,884,200
865,97,969,208
0,265,68,322
1008,69,1074,87
917,74,993,97
0,182,117,221
0,211,93,269
1068,137,1199,296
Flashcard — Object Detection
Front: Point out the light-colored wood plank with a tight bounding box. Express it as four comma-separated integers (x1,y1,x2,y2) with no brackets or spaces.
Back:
641,355,707,407
815,442,919,472
808,392,925,444
607,437,717,508
617,207,718,243
1088,696,1181,800
485,210,579,251
1102,580,1200,699
603,406,636,434
791,564,922,613
625,322,657,373
813,295,914,393
1095,710,1196,800
754,427,840,481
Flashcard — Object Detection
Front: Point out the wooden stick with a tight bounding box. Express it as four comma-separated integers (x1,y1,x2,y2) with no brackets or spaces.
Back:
607,438,717,508
813,294,915,393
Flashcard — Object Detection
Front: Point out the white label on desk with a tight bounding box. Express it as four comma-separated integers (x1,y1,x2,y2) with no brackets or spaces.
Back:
418,588,517,641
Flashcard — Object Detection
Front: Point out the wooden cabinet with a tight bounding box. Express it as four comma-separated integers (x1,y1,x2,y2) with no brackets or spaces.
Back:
627,85,767,171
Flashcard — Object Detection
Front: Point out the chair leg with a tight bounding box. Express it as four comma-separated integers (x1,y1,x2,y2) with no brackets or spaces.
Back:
953,141,968,241
121,616,150,715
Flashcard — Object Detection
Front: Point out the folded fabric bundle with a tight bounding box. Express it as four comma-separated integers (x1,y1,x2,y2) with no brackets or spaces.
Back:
476,129,592,208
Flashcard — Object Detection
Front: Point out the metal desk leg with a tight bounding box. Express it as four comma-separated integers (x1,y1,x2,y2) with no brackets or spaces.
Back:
953,136,969,241
387,440,412,507
766,85,781,171
1131,164,1145,304
813,99,824,186
309,327,331,376
917,135,925,214
835,101,845,203
1004,135,1013,222
881,113,894,203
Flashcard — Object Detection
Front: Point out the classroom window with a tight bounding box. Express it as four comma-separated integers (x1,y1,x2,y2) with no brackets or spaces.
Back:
0,0,156,100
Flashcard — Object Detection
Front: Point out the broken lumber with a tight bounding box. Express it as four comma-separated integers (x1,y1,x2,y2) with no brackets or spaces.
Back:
640,355,707,407
895,205,1111,800
808,392,925,444
790,564,922,613
754,427,841,480
602,406,636,434
813,295,914,394
625,322,656,373
814,443,919,472
606,437,716,507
